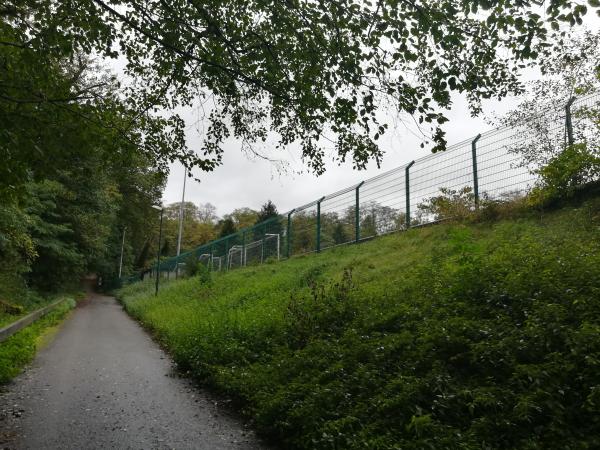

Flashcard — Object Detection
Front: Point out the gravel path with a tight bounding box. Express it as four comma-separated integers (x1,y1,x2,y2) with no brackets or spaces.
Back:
0,293,268,450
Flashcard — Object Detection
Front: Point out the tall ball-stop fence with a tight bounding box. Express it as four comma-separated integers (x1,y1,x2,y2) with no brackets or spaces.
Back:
122,92,600,284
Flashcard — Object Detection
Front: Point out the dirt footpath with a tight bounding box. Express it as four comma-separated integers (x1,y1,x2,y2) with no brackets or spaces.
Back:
0,293,268,450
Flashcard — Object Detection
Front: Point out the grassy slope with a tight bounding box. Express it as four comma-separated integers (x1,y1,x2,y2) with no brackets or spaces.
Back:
0,297,76,384
118,198,600,450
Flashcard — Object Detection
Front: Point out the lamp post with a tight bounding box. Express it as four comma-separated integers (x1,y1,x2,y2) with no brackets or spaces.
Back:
118,227,126,279
152,204,164,296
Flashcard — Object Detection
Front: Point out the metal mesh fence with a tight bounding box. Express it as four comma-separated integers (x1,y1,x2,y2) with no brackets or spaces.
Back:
123,92,599,285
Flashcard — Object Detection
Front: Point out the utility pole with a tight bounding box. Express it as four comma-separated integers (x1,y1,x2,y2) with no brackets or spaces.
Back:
175,168,187,277
118,227,126,278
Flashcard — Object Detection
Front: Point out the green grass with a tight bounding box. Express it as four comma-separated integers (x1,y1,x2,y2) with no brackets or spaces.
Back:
0,279,81,328
118,197,600,449
0,297,76,384
0,311,24,329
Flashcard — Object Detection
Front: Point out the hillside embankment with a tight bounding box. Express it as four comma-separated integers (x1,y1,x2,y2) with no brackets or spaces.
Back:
118,194,600,449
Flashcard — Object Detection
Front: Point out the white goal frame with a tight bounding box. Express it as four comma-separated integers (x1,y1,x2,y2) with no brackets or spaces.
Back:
226,233,280,269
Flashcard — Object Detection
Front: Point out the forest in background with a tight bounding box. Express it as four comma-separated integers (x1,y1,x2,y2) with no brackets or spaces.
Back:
0,21,167,302
0,8,278,303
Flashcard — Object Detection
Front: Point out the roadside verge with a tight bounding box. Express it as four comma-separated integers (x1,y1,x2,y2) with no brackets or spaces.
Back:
0,297,78,384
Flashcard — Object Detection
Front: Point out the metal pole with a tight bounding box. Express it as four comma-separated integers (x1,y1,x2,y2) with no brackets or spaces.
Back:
287,209,295,258
405,161,415,229
118,227,126,278
261,224,265,263
175,169,187,279
155,207,164,296
565,96,575,147
225,237,230,271
316,197,325,252
471,134,481,208
242,230,246,266
355,181,364,243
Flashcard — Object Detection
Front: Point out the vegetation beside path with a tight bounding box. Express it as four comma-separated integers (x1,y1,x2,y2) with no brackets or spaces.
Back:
0,297,78,384
118,195,600,449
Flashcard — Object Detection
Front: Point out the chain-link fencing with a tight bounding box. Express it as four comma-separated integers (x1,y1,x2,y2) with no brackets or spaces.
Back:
122,92,599,285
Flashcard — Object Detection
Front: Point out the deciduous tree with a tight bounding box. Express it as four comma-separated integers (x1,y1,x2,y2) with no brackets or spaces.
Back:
4,0,597,176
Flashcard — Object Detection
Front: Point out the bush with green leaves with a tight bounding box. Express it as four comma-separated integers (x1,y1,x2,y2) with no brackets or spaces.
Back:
184,254,200,277
196,263,212,286
532,143,600,202
417,186,477,222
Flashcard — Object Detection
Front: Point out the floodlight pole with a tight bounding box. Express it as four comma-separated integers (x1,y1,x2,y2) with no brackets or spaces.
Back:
154,206,164,296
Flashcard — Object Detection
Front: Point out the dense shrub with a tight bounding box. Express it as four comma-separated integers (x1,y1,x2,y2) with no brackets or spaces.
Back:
531,143,600,203
196,263,212,286
182,254,212,286
184,253,200,277
417,186,477,221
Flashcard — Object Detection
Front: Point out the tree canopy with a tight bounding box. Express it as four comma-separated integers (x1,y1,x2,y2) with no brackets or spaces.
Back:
3,0,598,176
224,208,259,229
255,200,279,224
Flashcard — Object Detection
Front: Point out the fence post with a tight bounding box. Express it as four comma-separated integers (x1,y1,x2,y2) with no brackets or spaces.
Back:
261,223,266,263
355,181,365,243
471,133,481,208
287,209,295,258
242,230,246,266
565,96,575,147
210,243,215,271
405,161,415,229
316,197,325,252
225,236,230,271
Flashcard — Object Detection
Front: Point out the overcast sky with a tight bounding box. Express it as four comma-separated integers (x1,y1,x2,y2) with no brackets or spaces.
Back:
158,17,598,217
162,93,520,217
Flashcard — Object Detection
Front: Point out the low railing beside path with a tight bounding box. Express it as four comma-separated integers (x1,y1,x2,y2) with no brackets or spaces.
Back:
0,298,69,343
